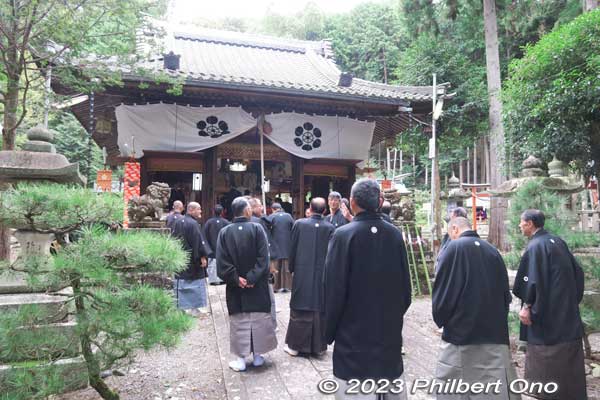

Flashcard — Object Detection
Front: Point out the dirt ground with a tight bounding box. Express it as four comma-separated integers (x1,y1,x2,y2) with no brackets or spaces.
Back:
57,312,226,400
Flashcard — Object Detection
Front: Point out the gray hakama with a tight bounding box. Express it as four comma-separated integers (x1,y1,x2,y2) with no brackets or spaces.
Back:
285,309,326,354
524,339,587,400
435,341,521,400
229,312,278,357
207,258,222,285
174,278,207,309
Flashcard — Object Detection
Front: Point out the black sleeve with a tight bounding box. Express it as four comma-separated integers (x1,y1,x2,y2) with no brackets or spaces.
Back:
197,224,212,258
566,242,585,304
399,232,412,315
246,225,270,285
216,229,239,286
324,232,349,344
432,244,464,328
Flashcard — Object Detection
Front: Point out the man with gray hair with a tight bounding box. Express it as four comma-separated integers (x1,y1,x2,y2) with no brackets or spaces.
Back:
440,207,468,251
171,202,212,316
325,178,411,399
203,205,230,285
217,197,277,372
433,217,520,399
513,209,586,399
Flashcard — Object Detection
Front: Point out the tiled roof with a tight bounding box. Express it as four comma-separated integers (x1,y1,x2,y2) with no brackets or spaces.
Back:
135,27,435,104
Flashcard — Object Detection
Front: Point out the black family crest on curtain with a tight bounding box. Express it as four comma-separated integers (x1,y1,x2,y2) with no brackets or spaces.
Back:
294,122,322,151
197,116,230,138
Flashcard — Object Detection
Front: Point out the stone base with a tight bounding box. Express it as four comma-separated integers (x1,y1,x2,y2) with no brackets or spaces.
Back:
128,221,166,229
0,356,88,395
0,288,72,323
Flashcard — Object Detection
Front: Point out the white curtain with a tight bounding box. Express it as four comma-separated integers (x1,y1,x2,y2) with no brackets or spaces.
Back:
264,112,375,160
115,103,257,157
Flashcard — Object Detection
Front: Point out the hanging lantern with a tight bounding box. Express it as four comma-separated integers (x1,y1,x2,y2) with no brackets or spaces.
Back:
123,162,141,228
96,169,112,192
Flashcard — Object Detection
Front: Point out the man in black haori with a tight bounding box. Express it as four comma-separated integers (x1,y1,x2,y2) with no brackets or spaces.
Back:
248,196,277,330
432,217,520,400
267,202,294,292
513,209,586,400
380,200,393,223
217,197,277,372
166,200,184,230
171,202,212,316
327,191,349,228
203,204,230,285
325,179,411,400
284,197,334,357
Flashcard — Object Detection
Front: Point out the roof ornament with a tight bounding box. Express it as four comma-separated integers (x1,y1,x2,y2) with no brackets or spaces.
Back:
338,72,353,87
163,51,180,70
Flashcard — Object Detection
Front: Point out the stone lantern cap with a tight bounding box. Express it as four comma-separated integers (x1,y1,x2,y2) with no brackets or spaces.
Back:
0,125,86,186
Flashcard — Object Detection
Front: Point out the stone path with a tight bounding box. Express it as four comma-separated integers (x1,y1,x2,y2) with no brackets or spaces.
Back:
60,284,600,399
209,284,436,400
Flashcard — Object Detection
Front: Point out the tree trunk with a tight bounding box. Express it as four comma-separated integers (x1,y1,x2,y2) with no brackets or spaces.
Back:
483,0,509,250
72,277,120,400
584,0,598,11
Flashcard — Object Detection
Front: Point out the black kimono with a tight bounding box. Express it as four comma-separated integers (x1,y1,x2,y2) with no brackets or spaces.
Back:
171,215,212,280
324,211,411,381
203,216,230,258
267,210,294,259
216,217,271,315
513,229,584,345
166,211,183,230
285,215,335,354
251,215,274,255
327,208,348,229
433,230,511,345
513,229,586,400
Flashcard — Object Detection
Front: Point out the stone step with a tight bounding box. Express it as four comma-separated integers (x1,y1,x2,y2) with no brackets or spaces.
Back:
0,272,67,294
0,356,88,396
0,321,80,363
0,288,72,324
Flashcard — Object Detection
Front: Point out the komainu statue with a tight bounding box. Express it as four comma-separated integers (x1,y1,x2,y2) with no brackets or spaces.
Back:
127,182,171,222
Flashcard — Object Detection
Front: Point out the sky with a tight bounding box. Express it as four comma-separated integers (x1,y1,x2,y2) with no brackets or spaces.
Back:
169,0,385,23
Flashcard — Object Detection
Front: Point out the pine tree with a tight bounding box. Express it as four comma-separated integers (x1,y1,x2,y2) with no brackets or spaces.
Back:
0,183,192,400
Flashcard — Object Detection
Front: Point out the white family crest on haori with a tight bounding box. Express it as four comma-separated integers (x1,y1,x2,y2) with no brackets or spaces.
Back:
264,112,375,160
115,103,257,157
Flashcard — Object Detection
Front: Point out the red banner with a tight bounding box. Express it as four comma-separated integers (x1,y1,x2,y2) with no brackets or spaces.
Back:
123,162,140,228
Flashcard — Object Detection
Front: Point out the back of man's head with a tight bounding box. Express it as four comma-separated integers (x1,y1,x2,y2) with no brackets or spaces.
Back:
214,204,224,217
449,216,472,232
310,197,326,214
381,201,392,215
350,179,380,212
451,207,468,219
231,197,250,218
173,200,184,212
272,202,282,211
521,209,545,228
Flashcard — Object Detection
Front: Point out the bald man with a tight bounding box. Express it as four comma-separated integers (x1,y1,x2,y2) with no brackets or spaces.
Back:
284,197,335,357
432,217,519,400
172,202,212,316
166,200,184,230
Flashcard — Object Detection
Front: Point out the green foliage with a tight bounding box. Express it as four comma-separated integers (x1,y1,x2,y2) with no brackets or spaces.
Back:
0,184,192,399
504,9,600,176
505,180,600,269
0,183,122,233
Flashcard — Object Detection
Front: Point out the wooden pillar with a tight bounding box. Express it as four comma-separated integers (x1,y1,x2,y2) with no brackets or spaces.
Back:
459,160,464,188
473,141,478,184
202,148,217,222
291,156,304,219
466,147,471,184
484,137,490,184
